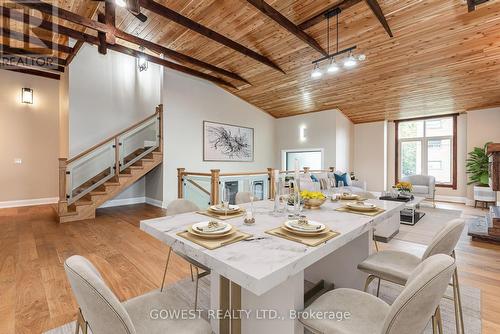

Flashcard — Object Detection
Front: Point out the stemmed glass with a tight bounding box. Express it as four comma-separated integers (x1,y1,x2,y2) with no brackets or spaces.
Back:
221,187,230,217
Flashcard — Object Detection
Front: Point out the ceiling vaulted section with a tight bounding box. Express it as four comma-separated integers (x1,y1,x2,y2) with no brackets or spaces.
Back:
1,0,499,123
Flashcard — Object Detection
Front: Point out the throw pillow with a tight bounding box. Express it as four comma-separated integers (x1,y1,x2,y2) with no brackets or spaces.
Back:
310,174,319,182
334,173,350,187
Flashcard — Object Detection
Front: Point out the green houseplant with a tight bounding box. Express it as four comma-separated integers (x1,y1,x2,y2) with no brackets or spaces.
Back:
466,142,491,186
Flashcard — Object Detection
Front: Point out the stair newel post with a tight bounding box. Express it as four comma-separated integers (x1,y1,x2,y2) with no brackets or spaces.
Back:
303,167,310,174
267,167,275,200
210,169,220,205
157,104,164,153
329,167,335,173
177,168,185,199
58,158,68,215
114,137,121,177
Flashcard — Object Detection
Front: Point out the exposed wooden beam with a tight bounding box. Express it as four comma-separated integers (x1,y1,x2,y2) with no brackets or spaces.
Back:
139,0,284,74
97,13,107,55
364,0,393,37
0,27,73,53
1,64,60,80
1,5,249,84
246,0,327,56
1,7,237,89
467,0,490,12
65,40,84,65
104,0,116,44
108,44,237,88
298,0,362,30
12,0,115,43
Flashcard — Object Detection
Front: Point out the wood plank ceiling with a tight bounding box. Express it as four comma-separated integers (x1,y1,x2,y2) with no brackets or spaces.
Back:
1,0,500,123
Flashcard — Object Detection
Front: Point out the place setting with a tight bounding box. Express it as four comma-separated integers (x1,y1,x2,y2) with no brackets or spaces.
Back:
177,220,252,250
335,200,385,216
196,203,246,220
266,215,340,247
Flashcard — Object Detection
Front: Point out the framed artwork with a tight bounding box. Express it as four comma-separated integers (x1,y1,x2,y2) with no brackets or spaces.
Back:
203,121,254,162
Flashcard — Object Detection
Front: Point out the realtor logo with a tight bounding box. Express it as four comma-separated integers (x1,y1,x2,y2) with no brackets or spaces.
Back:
0,1,61,71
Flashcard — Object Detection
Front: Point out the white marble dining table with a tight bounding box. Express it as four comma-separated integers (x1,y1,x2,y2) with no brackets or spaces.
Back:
140,199,404,334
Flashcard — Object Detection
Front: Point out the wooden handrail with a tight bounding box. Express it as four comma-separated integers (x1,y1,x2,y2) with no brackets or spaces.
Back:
186,179,211,196
219,171,269,177
67,111,160,164
181,172,213,177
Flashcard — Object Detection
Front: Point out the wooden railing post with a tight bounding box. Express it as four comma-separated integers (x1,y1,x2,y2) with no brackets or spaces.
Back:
114,137,120,176
210,169,220,205
157,104,164,153
267,167,275,200
303,167,310,174
329,167,335,173
58,158,68,214
177,168,185,198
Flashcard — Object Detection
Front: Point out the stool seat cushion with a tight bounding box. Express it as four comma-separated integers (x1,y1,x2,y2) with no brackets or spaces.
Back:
357,250,421,285
123,290,212,334
299,288,390,334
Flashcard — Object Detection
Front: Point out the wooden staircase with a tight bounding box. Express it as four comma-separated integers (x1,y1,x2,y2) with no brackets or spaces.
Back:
57,105,163,223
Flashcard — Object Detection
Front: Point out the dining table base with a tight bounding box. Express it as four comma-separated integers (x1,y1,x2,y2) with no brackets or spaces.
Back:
210,231,372,334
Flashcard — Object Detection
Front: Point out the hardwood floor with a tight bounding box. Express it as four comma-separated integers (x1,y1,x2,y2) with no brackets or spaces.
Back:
0,202,499,333
0,204,191,334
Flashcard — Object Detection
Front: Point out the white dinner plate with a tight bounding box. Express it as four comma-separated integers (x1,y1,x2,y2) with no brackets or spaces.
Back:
208,205,241,214
345,202,377,212
284,220,326,233
191,221,232,234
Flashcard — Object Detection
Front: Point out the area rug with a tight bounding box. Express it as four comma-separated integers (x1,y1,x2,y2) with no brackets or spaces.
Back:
393,207,462,245
44,275,481,334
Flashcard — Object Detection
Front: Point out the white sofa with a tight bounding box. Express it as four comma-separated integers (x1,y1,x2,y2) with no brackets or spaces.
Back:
402,174,436,206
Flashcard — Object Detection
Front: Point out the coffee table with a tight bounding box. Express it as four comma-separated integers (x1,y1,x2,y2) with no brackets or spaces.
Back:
400,196,426,225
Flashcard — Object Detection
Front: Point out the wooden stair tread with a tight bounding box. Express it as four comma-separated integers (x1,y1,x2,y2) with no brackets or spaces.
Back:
74,199,93,206
104,181,121,186
89,190,107,196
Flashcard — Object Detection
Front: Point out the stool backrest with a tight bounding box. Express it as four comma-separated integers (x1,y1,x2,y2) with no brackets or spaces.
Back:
166,199,199,215
422,218,465,260
381,254,455,334
235,192,252,204
64,255,136,334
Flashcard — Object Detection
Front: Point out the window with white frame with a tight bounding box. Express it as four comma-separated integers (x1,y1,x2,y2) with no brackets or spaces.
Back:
283,149,324,171
396,115,456,188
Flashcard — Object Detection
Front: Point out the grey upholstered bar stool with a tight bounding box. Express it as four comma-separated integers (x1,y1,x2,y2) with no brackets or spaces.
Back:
65,255,212,334
235,192,252,204
300,254,455,334
358,218,465,334
163,199,211,310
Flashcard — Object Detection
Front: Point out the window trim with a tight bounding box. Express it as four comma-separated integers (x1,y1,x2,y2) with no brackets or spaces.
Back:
395,114,457,189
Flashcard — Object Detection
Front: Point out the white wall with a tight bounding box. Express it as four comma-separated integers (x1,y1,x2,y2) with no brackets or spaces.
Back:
69,44,162,203
162,70,276,204
467,108,500,203
0,70,60,204
275,109,350,171
353,121,388,192
335,111,354,172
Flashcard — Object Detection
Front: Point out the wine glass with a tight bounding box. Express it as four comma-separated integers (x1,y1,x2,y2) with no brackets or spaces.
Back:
222,187,230,217
338,180,345,194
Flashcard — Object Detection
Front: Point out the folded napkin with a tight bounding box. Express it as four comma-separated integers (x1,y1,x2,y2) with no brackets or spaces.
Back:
289,220,321,231
195,221,226,233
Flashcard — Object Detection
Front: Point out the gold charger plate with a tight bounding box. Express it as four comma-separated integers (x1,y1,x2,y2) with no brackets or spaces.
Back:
187,226,236,239
178,230,252,250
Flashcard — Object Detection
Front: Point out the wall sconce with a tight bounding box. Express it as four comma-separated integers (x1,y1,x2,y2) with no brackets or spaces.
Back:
21,88,33,104
300,125,307,142
137,46,148,72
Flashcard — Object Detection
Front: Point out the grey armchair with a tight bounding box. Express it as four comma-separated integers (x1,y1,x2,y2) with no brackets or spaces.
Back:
401,174,436,206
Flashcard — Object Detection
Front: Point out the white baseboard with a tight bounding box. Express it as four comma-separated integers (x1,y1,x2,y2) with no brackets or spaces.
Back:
146,197,164,208
0,197,59,209
99,196,164,208
99,196,146,208
435,195,467,204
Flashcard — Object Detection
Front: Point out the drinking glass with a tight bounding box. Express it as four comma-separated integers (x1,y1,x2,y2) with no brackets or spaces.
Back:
222,187,230,217
338,180,345,194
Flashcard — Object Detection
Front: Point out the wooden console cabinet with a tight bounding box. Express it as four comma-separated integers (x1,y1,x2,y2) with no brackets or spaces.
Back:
487,143,500,191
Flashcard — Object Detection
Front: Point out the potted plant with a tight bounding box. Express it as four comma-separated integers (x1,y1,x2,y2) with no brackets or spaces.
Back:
467,142,496,205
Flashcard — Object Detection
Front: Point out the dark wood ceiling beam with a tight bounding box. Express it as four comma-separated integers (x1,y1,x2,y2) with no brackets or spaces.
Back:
246,0,327,56
65,40,84,66
97,13,107,54
298,0,362,30
467,0,490,12
1,65,60,80
11,0,115,43
364,0,393,37
1,5,249,84
139,0,284,74
0,27,73,53
0,7,237,89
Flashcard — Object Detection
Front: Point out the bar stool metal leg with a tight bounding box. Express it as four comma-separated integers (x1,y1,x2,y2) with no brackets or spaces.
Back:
451,251,465,334
364,275,378,292
190,264,194,282
160,247,172,292
75,308,87,334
